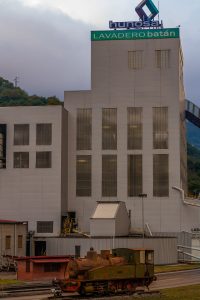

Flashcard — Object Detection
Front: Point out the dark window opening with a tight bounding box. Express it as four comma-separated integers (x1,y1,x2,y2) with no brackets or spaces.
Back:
44,263,60,272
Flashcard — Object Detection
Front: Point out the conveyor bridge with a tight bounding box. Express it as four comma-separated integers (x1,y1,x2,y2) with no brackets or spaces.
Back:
185,99,200,128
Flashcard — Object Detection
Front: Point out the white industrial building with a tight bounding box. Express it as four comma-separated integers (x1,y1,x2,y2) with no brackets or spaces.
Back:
64,26,200,236
0,106,68,239
0,24,200,260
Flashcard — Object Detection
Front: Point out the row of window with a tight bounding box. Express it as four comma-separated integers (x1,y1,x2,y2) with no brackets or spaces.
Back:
76,154,169,197
14,151,52,168
128,49,170,70
5,235,23,250
14,124,52,146
77,107,168,151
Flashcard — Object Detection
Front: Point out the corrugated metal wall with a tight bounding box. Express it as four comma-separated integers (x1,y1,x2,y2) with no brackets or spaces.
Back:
45,237,177,265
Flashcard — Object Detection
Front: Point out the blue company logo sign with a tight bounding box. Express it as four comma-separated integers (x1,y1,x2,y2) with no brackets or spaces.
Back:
109,0,163,30
135,0,159,21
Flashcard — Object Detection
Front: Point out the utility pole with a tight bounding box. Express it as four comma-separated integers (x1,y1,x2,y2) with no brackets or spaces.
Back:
138,193,147,246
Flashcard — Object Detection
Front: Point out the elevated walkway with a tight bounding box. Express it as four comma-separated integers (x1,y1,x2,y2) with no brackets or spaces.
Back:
185,99,200,128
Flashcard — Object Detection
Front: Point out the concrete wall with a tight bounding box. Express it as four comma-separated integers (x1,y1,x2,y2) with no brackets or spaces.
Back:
46,236,177,265
115,202,130,236
90,219,115,237
0,106,68,236
61,108,68,215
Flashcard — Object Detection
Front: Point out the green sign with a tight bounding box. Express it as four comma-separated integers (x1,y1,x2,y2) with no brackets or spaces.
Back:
91,28,179,41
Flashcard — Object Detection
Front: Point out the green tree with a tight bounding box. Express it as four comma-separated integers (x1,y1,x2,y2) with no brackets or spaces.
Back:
0,76,62,106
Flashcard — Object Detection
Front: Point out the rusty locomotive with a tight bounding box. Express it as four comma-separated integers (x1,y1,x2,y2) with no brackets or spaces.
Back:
53,247,156,295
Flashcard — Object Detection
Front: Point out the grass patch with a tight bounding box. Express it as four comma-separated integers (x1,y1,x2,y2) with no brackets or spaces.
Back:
0,279,22,285
129,285,200,299
155,263,200,273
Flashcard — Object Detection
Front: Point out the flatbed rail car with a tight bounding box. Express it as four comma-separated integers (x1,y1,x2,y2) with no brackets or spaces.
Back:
53,248,156,296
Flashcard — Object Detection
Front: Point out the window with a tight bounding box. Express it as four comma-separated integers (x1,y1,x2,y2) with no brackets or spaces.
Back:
127,107,142,150
153,107,168,149
102,155,117,197
128,51,143,69
76,155,91,196
102,108,117,150
156,50,170,69
44,263,60,272
153,154,169,197
128,155,142,197
18,235,23,248
75,245,81,258
36,151,51,168
14,124,29,145
37,221,53,233
77,109,92,150
5,235,11,250
36,124,52,145
14,152,29,168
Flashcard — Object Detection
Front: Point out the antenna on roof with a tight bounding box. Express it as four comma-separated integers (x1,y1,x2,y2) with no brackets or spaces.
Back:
158,1,160,22
14,76,19,88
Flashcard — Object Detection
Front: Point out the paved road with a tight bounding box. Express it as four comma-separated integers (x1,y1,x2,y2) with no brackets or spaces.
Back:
3,269,200,300
151,268,200,290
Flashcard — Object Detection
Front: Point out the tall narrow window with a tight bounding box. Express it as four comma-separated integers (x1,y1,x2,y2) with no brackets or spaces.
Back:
102,108,117,150
77,109,92,150
156,50,170,69
14,124,29,145
153,107,168,149
102,155,117,197
36,124,52,145
76,155,91,196
0,124,6,169
128,155,142,197
14,152,29,168
5,235,11,250
128,51,143,69
153,154,169,197
128,107,142,149
18,235,23,248
36,151,51,168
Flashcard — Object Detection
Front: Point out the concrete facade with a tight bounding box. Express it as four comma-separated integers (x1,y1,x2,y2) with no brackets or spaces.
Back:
0,106,68,237
64,31,200,235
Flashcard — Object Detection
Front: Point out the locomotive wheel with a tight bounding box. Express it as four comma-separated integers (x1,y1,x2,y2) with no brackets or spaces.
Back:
126,281,137,294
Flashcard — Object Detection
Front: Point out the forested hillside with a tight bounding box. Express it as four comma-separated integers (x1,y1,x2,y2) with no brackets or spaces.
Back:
187,143,200,195
187,121,200,149
0,77,62,106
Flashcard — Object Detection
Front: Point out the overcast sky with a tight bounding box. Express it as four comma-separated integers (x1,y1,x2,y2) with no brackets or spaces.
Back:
0,0,200,105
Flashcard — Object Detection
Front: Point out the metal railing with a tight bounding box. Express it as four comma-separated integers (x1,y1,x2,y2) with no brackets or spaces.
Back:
178,244,200,261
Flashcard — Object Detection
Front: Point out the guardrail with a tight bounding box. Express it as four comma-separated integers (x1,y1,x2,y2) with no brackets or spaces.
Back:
178,244,200,261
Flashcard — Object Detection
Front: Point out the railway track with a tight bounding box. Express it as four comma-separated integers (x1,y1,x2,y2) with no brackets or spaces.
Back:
0,283,52,298
48,290,161,300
